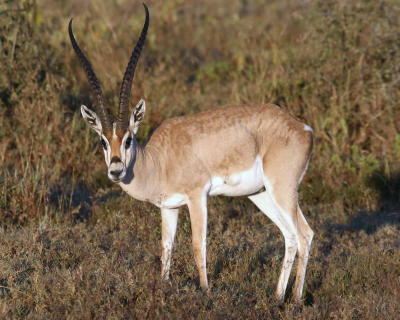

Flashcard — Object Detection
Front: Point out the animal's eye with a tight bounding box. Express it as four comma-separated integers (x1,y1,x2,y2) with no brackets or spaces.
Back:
125,137,132,149
100,138,107,150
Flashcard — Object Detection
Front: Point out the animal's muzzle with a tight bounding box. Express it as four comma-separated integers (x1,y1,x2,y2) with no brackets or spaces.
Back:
108,158,125,181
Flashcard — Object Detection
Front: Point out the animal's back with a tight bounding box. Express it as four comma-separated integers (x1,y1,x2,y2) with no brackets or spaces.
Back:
146,104,309,193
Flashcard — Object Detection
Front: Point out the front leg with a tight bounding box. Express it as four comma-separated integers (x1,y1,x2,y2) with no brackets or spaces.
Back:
187,192,208,291
161,208,179,281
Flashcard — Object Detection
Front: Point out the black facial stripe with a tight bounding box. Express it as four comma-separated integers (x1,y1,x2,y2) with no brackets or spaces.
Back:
100,138,107,150
125,137,132,149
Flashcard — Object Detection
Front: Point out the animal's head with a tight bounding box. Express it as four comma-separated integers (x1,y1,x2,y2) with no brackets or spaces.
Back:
69,4,149,182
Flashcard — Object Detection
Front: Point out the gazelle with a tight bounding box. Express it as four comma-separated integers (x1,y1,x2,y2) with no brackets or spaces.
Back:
69,4,314,302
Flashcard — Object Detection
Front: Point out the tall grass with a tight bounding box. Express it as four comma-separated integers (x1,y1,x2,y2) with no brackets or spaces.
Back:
0,0,399,318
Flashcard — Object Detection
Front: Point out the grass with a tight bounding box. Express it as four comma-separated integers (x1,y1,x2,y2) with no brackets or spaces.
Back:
0,0,399,318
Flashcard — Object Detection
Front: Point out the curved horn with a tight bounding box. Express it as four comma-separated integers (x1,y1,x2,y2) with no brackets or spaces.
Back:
117,3,150,132
68,19,112,134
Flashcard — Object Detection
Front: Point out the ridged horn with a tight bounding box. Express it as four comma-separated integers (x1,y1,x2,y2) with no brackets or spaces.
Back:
68,19,112,134
117,3,150,132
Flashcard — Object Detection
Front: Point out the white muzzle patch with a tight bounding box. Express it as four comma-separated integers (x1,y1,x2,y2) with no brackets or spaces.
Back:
108,161,126,181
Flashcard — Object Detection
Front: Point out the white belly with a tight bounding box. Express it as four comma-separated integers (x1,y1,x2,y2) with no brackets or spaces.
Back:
160,193,186,208
208,156,264,196
154,157,264,209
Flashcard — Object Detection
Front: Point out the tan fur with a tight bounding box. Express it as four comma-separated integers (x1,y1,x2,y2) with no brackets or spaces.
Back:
115,103,314,302
109,134,123,160
122,104,311,200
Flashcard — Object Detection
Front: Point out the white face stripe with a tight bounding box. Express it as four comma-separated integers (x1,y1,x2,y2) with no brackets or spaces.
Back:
112,122,118,138
100,134,111,166
105,129,136,182
83,105,141,182
120,131,131,164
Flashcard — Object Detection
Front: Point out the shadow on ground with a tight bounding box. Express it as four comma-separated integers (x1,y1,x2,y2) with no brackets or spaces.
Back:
333,169,400,234
306,169,400,304
49,178,122,223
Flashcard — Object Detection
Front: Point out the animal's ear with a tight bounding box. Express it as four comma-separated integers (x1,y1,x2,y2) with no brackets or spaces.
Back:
129,99,146,135
81,105,102,135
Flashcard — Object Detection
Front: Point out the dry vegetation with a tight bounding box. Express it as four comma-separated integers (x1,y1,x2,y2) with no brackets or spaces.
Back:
0,0,400,318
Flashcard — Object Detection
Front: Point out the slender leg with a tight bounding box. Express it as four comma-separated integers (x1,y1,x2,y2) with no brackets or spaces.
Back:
251,130,313,302
187,192,208,290
293,205,313,301
161,208,179,281
249,188,298,303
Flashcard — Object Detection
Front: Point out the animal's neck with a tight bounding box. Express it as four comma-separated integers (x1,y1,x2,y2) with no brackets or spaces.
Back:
119,143,162,202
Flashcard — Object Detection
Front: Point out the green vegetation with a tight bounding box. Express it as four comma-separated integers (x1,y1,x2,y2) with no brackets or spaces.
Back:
0,0,399,318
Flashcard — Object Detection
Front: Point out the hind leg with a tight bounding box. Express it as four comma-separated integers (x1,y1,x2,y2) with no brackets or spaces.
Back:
250,132,313,302
249,187,299,302
293,205,313,301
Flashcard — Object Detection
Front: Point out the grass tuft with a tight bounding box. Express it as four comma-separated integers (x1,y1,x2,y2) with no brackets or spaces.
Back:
0,0,399,318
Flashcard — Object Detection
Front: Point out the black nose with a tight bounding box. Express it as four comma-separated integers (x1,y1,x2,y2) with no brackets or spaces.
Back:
110,169,123,177
110,156,121,164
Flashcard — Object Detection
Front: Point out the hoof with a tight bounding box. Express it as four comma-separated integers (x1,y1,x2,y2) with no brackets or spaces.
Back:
275,293,285,305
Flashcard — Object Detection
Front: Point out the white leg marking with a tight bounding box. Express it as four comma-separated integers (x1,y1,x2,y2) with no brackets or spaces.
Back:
249,177,299,301
161,208,179,281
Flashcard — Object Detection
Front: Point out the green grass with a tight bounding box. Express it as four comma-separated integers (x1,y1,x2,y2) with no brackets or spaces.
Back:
0,0,399,318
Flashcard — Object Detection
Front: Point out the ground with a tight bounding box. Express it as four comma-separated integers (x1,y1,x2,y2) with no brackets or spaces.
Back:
0,0,399,319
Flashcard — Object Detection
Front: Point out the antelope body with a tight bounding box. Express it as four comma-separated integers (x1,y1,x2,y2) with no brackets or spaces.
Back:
69,4,314,302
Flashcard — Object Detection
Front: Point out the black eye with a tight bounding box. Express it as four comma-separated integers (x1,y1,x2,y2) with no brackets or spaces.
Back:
100,138,107,150
125,137,132,149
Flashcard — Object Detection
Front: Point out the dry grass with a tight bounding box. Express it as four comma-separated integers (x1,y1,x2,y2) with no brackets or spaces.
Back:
0,0,399,319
